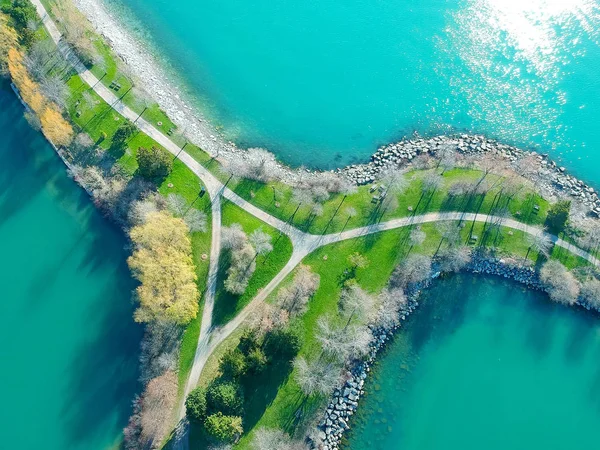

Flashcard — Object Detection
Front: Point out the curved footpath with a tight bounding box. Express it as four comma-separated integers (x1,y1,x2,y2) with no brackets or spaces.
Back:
29,1,600,444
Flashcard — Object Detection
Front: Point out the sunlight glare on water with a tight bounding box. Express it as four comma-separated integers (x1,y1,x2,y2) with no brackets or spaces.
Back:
114,0,600,181
444,0,600,154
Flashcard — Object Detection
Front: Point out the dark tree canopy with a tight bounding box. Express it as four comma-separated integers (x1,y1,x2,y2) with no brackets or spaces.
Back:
545,200,570,234
136,146,173,181
206,381,244,417
111,121,136,151
220,348,247,379
263,326,303,359
185,387,207,423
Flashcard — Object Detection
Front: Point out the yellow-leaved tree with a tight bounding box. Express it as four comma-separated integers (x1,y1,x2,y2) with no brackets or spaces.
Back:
7,47,73,146
40,106,76,146
0,14,18,74
128,210,199,324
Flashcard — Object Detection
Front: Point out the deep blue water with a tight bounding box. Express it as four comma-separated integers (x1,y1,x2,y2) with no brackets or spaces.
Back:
0,81,142,449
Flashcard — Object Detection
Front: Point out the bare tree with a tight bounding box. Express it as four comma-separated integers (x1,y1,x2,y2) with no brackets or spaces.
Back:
379,168,408,194
222,156,250,179
436,221,461,248
540,260,580,305
184,209,208,233
129,196,162,226
244,147,281,181
316,317,372,362
409,226,426,249
448,181,473,197
422,172,443,194
391,253,432,288
478,153,507,177
40,75,69,110
222,223,247,251
580,278,600,310
375,288,407,330
310,185,330,203
277,265,320,317
224,244,256,295
138,321,182,383
138,371,178,449
525,228,552,260
342,206,358,230
577,219,600,251
252,428,308,450
249,303,289,334
292,187,314,208
339,283,375,326
294,356,341,397
166,193,187,217
249,228,273,256
310,202,324,219
437,246,472,273
412,153,434,170
53,0,98,66
24,40,53,81
438,145,456,173
515,153,540,178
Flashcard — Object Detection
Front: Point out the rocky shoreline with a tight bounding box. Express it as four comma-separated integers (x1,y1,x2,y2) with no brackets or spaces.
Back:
314,253,598,450
339,134,600,218
72,1,600,222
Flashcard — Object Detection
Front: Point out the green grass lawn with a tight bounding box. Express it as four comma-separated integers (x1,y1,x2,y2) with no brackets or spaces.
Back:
228,217,591,448
226,168,550,236
212,200,294,326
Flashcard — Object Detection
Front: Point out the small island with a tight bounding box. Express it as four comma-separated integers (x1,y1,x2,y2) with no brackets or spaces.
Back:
2,1,600,449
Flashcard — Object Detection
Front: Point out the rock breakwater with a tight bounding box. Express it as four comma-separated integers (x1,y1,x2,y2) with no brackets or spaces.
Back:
313,253,591,450
339,134,600,218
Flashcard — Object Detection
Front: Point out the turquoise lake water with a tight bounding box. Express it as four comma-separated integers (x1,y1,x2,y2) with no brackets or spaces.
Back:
110,0,600,179
0,81,142,449
345,274,600,450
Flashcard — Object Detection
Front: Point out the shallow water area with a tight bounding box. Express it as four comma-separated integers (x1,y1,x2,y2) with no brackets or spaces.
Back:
107,0,600,180
0,82,141,449
344,274,600,450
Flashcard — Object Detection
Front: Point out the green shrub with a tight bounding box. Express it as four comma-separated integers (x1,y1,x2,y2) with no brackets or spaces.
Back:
263,326,303,360
203,412,243,443
246,347,268,374
3,0,37,30
238,328,261,355
220,348,247,379
206,380,244,416
185,387,207,423
97,131,107,144
136,145,172,181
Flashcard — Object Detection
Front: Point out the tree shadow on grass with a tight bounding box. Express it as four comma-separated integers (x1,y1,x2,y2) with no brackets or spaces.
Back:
241,359,295,432
211,250,241,326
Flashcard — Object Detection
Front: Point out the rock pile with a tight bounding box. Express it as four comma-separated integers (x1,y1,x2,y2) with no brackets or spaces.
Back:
338,134,600,217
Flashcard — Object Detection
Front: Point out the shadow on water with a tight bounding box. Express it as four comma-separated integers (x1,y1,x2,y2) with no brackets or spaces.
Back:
0,82,143,446
0,88,59,225
60,245,142,444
